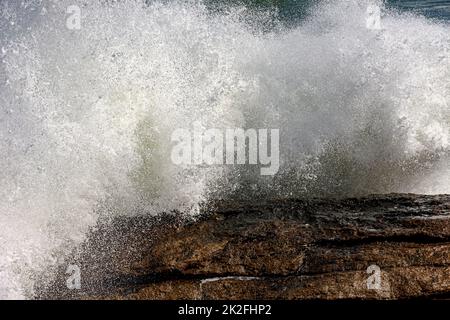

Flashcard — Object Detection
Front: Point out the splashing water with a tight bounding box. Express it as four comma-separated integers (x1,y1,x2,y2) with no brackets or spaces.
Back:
0,0,449,298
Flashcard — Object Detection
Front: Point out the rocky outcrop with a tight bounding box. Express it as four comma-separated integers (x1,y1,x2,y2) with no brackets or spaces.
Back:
40,194,450,300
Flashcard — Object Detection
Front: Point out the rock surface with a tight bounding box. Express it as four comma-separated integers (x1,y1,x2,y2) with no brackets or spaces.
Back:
40,194,450,300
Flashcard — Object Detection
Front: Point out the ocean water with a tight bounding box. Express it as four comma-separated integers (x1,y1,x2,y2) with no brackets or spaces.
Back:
0,0,449,299
388,0,450,20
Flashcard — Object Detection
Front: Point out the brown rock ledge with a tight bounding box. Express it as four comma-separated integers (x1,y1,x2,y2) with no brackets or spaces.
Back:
39,194,450,300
